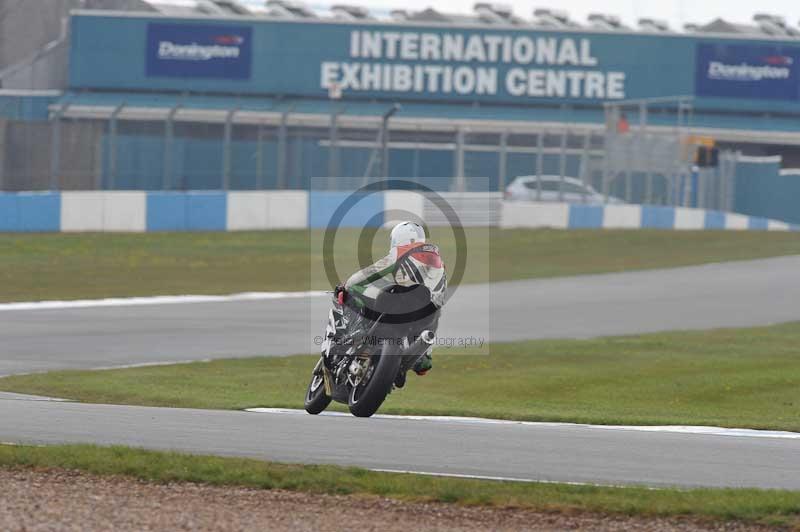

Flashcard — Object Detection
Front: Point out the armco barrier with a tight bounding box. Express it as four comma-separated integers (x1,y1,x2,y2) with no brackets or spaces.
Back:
0,192,796,232
500,201,797,231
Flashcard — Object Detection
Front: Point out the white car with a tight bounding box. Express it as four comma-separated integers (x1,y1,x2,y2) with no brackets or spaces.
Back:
504,175,624,204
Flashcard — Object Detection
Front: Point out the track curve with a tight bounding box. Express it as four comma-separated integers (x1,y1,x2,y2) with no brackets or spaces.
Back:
3,255,800,375
2,256,800,489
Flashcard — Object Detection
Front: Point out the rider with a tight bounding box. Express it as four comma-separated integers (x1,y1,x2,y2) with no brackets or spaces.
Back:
336,221,447,381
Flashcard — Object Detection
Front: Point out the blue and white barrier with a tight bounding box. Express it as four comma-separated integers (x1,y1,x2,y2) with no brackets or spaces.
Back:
500,201,797,231
0,192,796,232
0,191,309,232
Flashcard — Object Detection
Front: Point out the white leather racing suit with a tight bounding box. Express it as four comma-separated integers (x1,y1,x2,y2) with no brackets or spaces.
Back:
344,242,447,310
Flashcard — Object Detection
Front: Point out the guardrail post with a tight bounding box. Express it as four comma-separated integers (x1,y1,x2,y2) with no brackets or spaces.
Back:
498,130,507,192
453,127,465,191
222,107,237,191
328,108,340,183
623,133,633,203
108,102,125,190
255,123,264,189
277,110,289,189
381,103,400,182
639,103,652,205
536,131,544,200
580,129,590,203
49,102,69,191
558,127,567,202
163,105,180,190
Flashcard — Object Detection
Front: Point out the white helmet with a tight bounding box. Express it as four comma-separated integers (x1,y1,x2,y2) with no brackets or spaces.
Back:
390,221,426,249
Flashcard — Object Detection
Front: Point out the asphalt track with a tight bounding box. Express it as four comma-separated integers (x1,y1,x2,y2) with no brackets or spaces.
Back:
3,255,800,375
2,256,800,489
2,398,799,490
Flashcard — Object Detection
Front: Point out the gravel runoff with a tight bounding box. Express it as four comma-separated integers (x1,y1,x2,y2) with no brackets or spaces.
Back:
0,468,780,532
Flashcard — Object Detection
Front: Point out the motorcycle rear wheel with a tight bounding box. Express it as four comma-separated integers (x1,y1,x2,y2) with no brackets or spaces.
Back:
304,357,332,415
348,341,402,418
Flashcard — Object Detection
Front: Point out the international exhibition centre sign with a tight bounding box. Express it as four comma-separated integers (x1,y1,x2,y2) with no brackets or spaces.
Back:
68,13,800,109
320,30,626,100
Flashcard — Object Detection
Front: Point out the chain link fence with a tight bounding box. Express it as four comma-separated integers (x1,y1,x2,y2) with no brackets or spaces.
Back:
597,97,737,210
0,98,736,212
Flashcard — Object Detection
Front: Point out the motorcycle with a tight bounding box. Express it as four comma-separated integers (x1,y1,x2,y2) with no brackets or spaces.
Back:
304,284,438,417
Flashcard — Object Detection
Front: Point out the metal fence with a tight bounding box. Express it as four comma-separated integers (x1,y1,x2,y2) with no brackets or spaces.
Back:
0,97,736,211
596,96,737,210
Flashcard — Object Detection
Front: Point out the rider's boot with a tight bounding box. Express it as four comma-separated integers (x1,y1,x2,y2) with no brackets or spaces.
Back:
412,349,433,376
396,352,432,388
394,369,407,389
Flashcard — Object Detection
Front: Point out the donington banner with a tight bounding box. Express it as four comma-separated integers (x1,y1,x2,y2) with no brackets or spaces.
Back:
695,42,800,100
145,23,252,80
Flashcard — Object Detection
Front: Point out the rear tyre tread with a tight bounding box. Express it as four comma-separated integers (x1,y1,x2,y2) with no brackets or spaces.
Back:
348,344,402,418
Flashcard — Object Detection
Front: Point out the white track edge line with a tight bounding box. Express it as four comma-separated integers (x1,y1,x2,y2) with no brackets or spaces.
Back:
0,291,329,311
244,408,800,440
0,359,216,380
0,441,656,489
0,393,69,402
368,469,657,489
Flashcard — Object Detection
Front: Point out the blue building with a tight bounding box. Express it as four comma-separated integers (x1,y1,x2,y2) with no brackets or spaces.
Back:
2,1,800,221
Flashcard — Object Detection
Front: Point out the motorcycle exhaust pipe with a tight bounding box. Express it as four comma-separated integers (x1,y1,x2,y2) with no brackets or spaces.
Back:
401,330,436,360
420,330,436,345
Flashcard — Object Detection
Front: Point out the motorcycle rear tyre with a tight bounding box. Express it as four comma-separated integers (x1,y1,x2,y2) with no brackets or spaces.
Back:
348,341,402,418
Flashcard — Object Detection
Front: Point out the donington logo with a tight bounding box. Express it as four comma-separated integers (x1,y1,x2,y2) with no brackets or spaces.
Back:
146,23,251,79
707,61,791,81
157,40,242,61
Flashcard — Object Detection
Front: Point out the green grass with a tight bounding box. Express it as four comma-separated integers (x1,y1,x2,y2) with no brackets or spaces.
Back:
4,322,799,432
2,228,800,302
1,443,798,527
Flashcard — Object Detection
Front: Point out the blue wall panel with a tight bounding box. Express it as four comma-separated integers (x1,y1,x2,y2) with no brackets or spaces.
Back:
171,138,224,190
17,194,61,232
0,194,19,231
308,191,384,229
641,206,675,228
748,217,769,230
0,94,58,121
734,161,800,224
147,192,226,230
465,151,499,191
186,192,227,231
417,151,454,190
505,153,535,187
0,193,61,232
147,192,187,231
112,134,166,190
704,211,726,229
568,205,603,228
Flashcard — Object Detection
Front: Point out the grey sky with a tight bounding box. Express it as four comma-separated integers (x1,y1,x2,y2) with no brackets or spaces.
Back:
333,0,800,31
